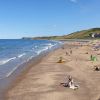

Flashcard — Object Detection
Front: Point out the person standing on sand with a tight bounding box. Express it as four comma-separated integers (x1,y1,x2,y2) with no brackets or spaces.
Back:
90,54,93,61
66,51,69,55
70,50,72,54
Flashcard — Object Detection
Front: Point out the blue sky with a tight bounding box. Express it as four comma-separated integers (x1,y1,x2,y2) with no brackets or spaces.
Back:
0,0,100,39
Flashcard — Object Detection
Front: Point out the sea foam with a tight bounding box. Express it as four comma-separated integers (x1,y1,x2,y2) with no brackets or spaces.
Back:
0,57,16,65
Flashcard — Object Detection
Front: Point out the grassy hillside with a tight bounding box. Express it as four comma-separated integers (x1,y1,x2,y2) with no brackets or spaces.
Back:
64,28,100,39
22,28,100,40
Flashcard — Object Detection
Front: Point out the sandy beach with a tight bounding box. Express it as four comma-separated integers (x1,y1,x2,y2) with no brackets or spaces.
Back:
6,41,100,100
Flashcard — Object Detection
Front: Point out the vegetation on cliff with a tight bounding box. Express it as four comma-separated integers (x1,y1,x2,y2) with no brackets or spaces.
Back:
22,28,100,40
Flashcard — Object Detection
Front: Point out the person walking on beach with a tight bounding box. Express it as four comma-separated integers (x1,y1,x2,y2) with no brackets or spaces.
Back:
70,50,72,54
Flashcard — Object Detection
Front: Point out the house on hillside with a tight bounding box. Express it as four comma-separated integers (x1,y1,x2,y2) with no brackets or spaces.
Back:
90,33,100,38
91,33,95,38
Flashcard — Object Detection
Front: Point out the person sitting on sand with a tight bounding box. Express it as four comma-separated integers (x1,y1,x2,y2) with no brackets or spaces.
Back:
67,75,79,90
57,57,65,63
60,75,72,87
60,75,79,90
94,66,100,71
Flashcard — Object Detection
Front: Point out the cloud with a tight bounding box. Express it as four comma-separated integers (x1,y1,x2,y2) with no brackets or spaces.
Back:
70,0,77,3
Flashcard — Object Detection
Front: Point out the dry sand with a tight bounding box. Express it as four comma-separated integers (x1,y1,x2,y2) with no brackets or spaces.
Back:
6,42,100,100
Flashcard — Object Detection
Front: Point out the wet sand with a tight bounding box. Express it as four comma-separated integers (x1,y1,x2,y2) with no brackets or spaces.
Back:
6,41,100,100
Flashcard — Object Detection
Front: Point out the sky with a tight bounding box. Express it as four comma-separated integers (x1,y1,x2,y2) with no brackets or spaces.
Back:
0,0,100,39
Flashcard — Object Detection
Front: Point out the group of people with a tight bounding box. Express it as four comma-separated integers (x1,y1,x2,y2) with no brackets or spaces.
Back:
59,46,100,91
59,47,79,90
57,48,73,63
60,75,79,90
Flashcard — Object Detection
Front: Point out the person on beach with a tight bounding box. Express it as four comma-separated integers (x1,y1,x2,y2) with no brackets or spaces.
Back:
58,57,63,63
67,75,73,86
90,54,93,60
66,51,69,55
57,57,65,63
70,50,72,54
94,66,100,71
69,48,72,54
90,55,97,61
67,75,79,90
60,75,79,90
60,75,72,87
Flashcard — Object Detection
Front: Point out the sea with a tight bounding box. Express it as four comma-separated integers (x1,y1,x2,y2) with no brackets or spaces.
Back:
0,39,61,79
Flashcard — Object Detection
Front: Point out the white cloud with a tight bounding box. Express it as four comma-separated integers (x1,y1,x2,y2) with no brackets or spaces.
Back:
70,0,77,3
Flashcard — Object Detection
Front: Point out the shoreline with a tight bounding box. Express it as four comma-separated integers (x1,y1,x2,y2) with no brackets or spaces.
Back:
0,54,46,100
1,43,62,100
5,42,80,100
5,43,77,99
4,40,100,100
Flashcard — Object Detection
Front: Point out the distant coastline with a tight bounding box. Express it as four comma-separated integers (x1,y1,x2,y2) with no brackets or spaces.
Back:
22,28,100,40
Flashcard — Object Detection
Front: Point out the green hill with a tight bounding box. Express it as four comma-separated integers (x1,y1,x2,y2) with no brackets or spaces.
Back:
22,28,100,40
63,28,100,39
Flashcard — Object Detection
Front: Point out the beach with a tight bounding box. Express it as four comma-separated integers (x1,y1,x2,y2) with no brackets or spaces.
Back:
6,41,100,100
